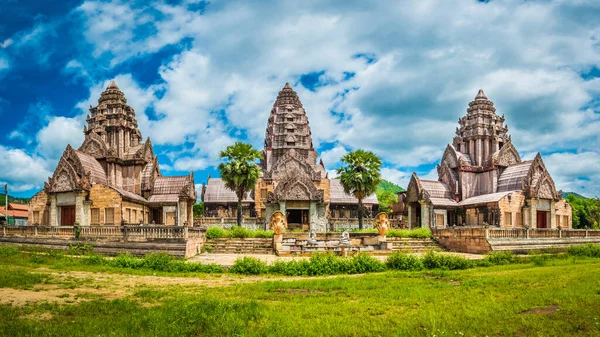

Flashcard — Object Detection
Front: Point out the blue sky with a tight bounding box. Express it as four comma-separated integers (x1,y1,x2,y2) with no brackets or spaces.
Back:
0,0,599,198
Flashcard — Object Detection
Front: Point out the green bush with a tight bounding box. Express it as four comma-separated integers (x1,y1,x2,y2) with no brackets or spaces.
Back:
422,250,473,270
206,226,274,239
229,256,269,275
386,252,424,271
109,253,146,269
347,253,386,274
567,244,600,258
143,253,173,271
387,228,431,238
0,246,20,257
482,251,518,266
81,254,106,266
269,253,385,276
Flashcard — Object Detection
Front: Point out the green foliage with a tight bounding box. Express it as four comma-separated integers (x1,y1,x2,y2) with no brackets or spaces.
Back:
387,227,432,238
422,250,474,270
218,142,263,227
482,251,518,266
268,253,385,276
0,194,30,206
229,256,269,275
565,193,600,229
337,149,382,228
68,243,94,255
377,179,405,194
192,202,204,217
0,270,49,289
81,254,106,266
0,246,20,258
567,243,600,258
108,253,225,273
376,190,398,213
206,226,274,239
386,252,424,271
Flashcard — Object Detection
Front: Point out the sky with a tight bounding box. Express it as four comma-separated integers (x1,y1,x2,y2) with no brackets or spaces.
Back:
0,0,599,199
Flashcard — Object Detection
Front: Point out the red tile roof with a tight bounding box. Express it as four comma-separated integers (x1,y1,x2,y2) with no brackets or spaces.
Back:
0,206,28,218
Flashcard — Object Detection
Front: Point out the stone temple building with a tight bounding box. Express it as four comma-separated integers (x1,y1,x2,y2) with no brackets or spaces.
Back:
202,83,378,231
28,81,196,227
406,90,572,229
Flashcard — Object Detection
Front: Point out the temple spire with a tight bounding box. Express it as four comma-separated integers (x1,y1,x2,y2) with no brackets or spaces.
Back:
475,89,487,101
274,82,303,108
107,80,119,90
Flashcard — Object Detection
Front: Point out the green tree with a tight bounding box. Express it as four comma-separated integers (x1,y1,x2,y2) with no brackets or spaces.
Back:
193,202,204,218
377,190,398,213
218,142,263,227
336,149,382,229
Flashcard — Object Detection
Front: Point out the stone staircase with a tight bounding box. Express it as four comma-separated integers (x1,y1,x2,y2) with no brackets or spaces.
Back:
387,238,443,252
204,238,274,254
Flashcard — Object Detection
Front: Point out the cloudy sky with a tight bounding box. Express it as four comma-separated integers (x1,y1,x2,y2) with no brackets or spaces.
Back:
0,0,599,198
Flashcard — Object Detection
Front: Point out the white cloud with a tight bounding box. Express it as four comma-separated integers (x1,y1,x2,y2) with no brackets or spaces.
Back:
36,116,85,164
1,39,12,48
319,145,347,169
543,151,600,197
0,145,52,192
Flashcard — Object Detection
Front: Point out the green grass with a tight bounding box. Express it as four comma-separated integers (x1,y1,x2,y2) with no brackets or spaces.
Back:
206,226,275,239
1,258,600,336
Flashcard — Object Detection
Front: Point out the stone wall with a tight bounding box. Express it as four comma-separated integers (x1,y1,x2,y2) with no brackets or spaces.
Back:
28,190,50,226
497,191,525,228
89,185,123,225
555,199,572,229
122,201,146,224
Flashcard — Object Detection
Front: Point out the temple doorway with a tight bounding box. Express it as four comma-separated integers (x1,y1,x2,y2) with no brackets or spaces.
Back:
287,209,309,231
537,211,549,228
60,206,75,226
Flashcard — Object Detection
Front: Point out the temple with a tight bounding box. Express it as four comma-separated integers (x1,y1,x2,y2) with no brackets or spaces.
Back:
202,83,378,231
28,81,196,226
406,90,572,229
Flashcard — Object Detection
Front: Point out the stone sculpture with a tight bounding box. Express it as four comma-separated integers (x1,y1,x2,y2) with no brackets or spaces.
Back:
307,230,318,245
269,210,288,235
373,212,390,236
339,230,350,246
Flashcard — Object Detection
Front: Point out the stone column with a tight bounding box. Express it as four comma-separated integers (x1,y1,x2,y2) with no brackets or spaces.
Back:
530,199,537,229
49,195,57,227
550,201,556,229
419,201,429,228
75,192,86,225
407,206,412,229
477,138,482,166
279,201,286,217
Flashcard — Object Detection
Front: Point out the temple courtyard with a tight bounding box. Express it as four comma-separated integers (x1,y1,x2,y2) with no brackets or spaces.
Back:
0,247,599,336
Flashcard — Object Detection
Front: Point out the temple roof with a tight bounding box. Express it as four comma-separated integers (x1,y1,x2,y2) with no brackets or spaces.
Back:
474,89,487,101
203,178,254,203
329,179,378,204
458,191,513,207
273,82,303,108
419,180,454,199
111,186,147,204
153,176,192,195
73,151,107,185
497,161,533,192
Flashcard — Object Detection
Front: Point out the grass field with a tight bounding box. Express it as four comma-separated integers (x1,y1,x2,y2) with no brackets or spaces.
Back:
0,248,599,336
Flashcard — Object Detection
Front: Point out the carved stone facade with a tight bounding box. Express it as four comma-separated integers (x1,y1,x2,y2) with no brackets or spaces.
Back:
29,81,196,227
407,90,572,229
203,83,378,230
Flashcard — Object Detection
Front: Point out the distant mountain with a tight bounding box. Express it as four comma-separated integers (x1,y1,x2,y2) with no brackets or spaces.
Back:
562,192,587,199
377,180,405,194
0,194,30,205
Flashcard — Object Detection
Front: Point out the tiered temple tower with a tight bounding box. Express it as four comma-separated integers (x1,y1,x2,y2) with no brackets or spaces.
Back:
452,90,510,168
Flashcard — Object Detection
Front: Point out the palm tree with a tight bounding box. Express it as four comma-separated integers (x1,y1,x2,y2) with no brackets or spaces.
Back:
336,150,382,229
218,142,263,227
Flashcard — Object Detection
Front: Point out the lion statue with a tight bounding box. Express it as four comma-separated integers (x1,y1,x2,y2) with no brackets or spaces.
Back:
373,212,390,236
269,211,288,235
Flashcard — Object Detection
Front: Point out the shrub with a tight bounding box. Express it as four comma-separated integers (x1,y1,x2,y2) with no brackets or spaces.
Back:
422,250,473,270
206,227,228,239
348,253,386,274
229,256,269,275
269,260,310,276
482,251,517,266
0,246,20,257
387,228,431,239
206,226,275,239
143,253,173,271
386,252,424,271
567,244,600,258
109,253,146,269
81,254,106,266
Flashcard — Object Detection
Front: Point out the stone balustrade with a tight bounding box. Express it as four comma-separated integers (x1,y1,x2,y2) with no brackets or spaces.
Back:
1,225,205,240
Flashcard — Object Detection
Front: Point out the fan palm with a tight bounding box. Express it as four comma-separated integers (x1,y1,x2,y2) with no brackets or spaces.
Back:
218,142,263,227
336,150,382,229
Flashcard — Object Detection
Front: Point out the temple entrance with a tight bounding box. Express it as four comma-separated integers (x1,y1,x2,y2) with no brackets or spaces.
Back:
60,206,75,226
287,209,309,231
537,211,548,228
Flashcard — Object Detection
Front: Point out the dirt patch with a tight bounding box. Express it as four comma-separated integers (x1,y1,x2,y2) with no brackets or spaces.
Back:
20,312,53,321
273,288,326,294
520,304,560,315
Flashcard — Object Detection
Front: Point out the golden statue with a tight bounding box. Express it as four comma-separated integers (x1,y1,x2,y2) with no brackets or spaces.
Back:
269,210,288,235
373,212,390,236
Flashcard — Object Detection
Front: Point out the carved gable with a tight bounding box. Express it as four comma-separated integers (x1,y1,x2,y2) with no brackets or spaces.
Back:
441,145,459,169
273,175,323,202
79,133,107,159
492,141,521,167
266,149,320,181
406,173,422,203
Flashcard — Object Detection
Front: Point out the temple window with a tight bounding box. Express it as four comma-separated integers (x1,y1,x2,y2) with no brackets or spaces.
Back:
132,210,137,223
516,212,522,227
91,208,99,224
105,208,114,224
125,209,131,223
499,142,504,149
287,142,295,146
260,189,267,200
504,212,512,227
33,211,40,224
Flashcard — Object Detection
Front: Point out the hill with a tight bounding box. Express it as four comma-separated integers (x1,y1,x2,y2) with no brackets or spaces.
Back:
0,194,30,206
376,180,405,212
562,191,587,199
376,180,405,194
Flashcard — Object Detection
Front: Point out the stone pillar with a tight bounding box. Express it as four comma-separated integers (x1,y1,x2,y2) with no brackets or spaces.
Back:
279,201,286,217
75,192,86,225
550,200,556,229
49,195,57,227
477,138,482,166
530,199,537,229
420,201,429,228
407,206,412,229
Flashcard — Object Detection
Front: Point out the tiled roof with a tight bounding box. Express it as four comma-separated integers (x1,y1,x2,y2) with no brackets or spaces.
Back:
0,206,28,218
203,178,254,203
429,197,458,207
153,176,190,195
141,162,155,191
497,161,532,192
9,203,28,211
329,179,378,205
458,191,512,207
148,194,180,204
420,180,453,199
110,186,147,204
74,150,107,184
123,144,144,160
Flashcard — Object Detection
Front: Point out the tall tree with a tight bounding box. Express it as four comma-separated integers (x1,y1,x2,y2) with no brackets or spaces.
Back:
218,142,263,227
337,150,382,229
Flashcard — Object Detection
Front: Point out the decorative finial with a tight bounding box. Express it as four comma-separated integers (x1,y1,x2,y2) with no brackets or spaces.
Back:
283,82,292,89
475,89,487,101
107,80,119,90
